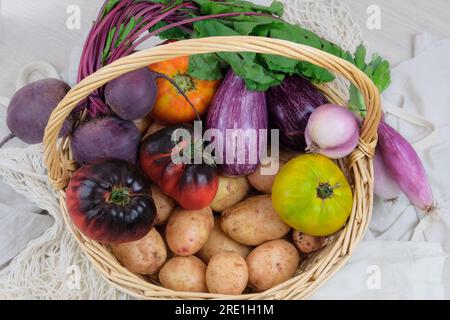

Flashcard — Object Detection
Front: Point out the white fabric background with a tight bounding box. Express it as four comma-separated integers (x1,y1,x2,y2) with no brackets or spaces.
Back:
0,0,449,299
312,33,450,299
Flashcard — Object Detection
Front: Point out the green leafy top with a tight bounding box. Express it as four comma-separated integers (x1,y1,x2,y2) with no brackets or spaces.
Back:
193,0,284,16
154,0,390,97
348,45,391,115
186,16,349,91
100,0,391,114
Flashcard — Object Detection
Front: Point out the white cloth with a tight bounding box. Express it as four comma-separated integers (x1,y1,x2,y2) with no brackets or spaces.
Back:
313,33,450,300
372,34,450,245
0,99,53,267
313,241,445,300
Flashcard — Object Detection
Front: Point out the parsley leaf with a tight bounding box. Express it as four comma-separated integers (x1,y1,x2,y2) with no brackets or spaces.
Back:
348,52,391,116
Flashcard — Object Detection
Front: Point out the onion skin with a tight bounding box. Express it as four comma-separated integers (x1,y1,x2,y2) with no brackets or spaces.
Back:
266,76,328,151
377,121,434,212
206,71,267,176
374,151,401,202
305,104,360,159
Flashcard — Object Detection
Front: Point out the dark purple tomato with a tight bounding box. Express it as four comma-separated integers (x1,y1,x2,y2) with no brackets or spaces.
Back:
66,159,156,244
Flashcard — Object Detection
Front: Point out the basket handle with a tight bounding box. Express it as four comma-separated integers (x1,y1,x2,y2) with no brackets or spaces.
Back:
43,36,382,190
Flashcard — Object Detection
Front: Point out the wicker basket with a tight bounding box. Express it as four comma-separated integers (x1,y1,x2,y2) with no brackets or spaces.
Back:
43,36,381,300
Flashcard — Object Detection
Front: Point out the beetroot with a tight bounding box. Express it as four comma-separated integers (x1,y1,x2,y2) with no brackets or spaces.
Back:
105,68,157,121
105,67,198,121
2,79,72,146
71,116,141,165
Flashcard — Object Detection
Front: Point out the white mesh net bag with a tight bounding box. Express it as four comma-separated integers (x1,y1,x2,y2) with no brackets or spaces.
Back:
0,0,363,299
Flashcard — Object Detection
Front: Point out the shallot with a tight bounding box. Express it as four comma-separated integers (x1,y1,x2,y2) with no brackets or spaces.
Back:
305,104,360,159
377,121,434,213
374,151,401,202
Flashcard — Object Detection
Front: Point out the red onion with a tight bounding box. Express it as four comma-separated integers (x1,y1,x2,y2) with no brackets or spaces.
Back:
377,121,434,213
305,104,360,159
374,151,401,202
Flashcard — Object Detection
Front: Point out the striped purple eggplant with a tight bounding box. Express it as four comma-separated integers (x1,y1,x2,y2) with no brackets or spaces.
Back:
205,71,268,177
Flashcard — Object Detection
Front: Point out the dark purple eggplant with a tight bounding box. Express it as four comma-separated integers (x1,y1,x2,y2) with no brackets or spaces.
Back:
266,75,328,151
206,71,267,176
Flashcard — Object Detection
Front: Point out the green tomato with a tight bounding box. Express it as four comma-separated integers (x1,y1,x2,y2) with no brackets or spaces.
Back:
272,154,353,236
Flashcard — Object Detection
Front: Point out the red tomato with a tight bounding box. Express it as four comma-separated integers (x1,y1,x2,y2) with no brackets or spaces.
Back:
139,125,219,210
148,56,220,124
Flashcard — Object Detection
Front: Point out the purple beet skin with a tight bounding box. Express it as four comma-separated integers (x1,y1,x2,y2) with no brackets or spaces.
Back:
6,78,72,144
105,68,157,121
71,116,141,165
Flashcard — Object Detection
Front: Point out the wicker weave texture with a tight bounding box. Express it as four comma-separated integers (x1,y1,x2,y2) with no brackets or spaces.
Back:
43,36,381,300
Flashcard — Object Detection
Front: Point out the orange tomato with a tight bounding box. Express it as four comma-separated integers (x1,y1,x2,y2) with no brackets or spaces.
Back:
148,56,220,124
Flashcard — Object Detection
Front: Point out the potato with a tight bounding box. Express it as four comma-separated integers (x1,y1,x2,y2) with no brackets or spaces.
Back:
292,231,324,253
152,185,176,226
134,116,153,135
143,120,166,139
247,239,300,292
221,195,290,246
247,160,285,194
206,252,248,295
159,256,207,293
156,226,175,260
166,207,214,256
280,148,301,162
111,228,167,275
197,217,251,263
210,176,251,212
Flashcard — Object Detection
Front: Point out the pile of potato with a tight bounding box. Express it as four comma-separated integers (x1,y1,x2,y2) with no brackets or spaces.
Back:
110,165,325,295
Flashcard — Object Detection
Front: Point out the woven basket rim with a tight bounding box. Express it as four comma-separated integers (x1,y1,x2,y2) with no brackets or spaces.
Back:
43,36,381,300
